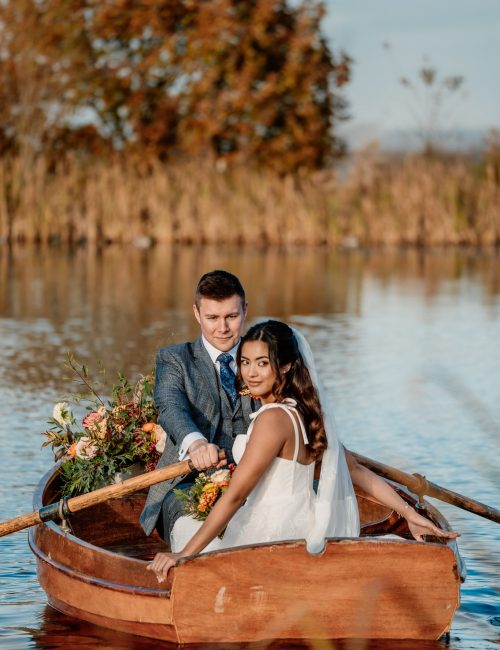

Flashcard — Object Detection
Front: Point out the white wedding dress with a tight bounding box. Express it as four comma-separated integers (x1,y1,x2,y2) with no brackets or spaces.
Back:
170,399,316,553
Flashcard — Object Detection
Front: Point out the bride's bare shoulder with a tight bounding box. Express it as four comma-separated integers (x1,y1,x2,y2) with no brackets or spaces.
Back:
251,406,295,437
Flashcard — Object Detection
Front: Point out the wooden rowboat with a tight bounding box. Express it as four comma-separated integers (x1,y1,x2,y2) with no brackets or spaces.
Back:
29,465,465,644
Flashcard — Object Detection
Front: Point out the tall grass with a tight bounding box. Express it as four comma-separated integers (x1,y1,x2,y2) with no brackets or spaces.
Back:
1,140,499,246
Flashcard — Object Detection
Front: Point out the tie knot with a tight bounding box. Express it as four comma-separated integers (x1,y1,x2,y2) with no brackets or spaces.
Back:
217,353,233,366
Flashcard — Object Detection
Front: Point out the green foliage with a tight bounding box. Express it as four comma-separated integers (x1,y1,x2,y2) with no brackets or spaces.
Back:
59,456,122,497
174,477,211,521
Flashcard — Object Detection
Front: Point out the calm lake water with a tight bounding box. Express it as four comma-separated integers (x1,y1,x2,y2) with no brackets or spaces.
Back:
0,245,499,649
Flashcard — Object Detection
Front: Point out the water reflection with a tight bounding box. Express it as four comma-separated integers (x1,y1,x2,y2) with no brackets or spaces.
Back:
1,245,499,388
0,244,499,649
20,606,468,650
17,604,456,650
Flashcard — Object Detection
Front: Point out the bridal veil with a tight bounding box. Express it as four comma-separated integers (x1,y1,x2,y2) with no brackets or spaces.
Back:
291,328,360,553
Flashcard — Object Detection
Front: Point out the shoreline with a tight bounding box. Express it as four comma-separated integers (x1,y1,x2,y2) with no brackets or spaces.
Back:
1,147,499,248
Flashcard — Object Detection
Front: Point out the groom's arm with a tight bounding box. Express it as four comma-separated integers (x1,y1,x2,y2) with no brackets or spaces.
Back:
154,348,203,447
154,347,222,470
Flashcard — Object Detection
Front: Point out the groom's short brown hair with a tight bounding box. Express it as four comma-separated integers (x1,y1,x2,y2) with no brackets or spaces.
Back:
195,270,245,307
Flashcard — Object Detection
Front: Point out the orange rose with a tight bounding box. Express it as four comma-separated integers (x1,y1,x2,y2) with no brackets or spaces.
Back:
141,422,155,432
68,442,78,458
198,490,218,513
202,482,218,493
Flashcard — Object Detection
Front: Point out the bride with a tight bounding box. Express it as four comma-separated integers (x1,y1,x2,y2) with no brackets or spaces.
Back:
147,321,458,581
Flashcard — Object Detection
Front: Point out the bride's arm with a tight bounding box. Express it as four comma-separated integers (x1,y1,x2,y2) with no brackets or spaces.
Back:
344,449,459,541
147,409,292,580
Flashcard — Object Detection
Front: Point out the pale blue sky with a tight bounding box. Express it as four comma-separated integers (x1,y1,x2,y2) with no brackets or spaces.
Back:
323,0,500,148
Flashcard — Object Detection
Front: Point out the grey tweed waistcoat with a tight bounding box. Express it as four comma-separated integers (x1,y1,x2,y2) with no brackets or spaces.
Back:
214,374,248,465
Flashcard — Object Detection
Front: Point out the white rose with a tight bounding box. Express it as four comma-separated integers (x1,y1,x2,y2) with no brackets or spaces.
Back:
211,469,231,484
53,402,73,427
75,436,99,459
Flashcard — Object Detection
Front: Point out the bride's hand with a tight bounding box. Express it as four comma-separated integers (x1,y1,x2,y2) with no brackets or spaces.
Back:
404,508,460,542
147,552,183,582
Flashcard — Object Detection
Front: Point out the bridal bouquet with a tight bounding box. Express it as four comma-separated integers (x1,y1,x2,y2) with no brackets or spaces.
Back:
174,465,236,521
42,355,166,497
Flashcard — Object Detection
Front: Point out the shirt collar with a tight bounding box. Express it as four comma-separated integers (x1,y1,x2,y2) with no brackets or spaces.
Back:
202,336,240,365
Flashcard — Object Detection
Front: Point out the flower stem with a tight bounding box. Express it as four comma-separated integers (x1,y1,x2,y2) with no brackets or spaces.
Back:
66,354,106,407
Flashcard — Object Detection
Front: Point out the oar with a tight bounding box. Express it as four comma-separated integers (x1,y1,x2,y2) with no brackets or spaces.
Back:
0,451,226,538
351,450,500,524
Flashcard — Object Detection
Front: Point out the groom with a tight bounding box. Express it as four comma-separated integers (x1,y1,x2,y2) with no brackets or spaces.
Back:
140,270,255,542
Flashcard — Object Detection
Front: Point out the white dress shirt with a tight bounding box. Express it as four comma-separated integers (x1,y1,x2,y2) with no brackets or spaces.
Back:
178,336,239,459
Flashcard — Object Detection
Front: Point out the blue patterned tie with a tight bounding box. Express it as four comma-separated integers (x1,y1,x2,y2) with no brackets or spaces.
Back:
217,353,238,408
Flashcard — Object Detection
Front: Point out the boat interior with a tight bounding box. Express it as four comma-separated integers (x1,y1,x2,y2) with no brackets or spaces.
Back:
41,473,453,561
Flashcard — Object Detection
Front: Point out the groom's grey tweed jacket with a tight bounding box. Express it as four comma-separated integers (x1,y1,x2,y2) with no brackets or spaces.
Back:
140,336,254,537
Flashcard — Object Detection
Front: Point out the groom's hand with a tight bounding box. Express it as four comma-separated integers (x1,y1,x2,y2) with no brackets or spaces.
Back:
188,440,225,471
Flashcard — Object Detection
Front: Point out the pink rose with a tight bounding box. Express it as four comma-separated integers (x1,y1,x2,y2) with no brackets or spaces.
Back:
82,406,107,439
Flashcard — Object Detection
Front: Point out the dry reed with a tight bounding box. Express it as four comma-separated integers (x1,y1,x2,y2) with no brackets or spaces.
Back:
1,141,499,247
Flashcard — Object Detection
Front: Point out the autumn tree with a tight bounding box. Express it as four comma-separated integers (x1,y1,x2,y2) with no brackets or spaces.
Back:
0,0,351,171
0,0,110,158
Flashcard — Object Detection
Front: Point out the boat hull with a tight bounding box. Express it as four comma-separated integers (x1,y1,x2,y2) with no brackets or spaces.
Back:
29,465,461,643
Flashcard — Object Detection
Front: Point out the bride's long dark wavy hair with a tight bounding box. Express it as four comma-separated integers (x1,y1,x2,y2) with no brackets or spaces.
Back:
236,320,327,459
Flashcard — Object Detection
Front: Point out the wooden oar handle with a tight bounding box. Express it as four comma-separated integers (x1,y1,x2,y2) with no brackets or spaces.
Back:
351,451,500,525
67,449,226,514
0,449,227,538
0,511,43,537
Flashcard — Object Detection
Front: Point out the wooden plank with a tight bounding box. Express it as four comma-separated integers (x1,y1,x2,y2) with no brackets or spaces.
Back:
31,523,167,591
37,553,174,626
46,595,178,644
172,539,460,643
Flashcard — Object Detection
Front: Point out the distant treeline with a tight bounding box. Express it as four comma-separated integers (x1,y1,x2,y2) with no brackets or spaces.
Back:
1,136,499,246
